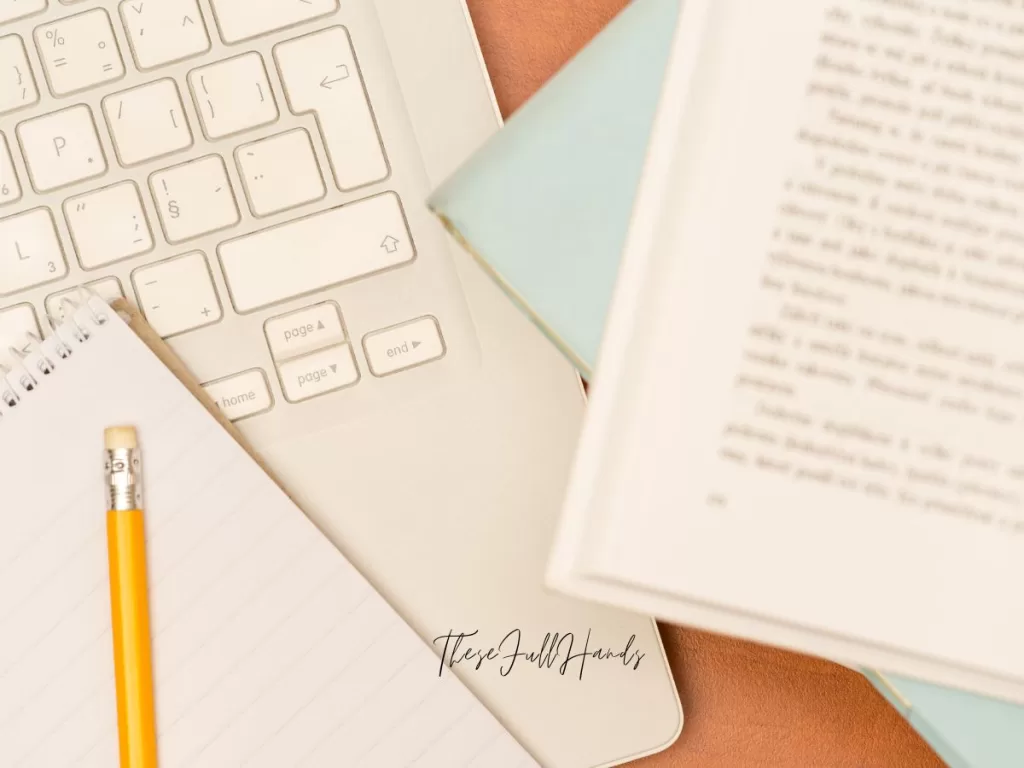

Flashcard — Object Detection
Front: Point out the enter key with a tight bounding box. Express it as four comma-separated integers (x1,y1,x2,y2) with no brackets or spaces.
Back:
363,316,446,377
274,26,388,191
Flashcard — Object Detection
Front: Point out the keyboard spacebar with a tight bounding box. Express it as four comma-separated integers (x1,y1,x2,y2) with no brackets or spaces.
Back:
218,192,415,313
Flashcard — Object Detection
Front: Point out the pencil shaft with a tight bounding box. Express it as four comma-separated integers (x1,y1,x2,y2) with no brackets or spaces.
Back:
108,509,158,768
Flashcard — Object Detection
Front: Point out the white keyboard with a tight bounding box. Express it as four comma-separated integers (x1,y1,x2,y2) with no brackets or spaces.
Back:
0,0,474,435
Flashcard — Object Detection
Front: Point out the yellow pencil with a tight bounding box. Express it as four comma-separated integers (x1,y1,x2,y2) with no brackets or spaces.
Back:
105,426,158,768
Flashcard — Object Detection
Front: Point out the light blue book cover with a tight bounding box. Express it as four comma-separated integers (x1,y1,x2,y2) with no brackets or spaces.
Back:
430,0,675,378
429,0,1024,765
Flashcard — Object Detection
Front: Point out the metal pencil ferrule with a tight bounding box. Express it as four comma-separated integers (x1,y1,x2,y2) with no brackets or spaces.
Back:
105,447,143,512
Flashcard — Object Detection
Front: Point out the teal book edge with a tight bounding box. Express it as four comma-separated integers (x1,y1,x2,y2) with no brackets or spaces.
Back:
430,0,679,379
429,0,1024,765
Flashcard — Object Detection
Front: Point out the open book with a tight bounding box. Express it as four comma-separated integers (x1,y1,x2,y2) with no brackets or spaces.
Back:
551,0,1024,703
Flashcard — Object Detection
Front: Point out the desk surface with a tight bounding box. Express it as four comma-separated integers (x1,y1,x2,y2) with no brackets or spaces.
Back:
462,1,945,766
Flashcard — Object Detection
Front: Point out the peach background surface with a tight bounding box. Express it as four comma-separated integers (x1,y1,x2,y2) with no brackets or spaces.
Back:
462,1,946,765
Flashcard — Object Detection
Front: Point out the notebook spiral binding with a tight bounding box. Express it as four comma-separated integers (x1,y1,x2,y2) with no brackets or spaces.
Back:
0,292,111,421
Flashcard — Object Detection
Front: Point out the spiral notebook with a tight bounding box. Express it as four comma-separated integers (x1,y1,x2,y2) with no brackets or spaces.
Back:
0,296,538,768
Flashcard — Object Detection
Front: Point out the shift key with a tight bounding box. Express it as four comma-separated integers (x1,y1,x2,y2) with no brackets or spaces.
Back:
278,344,359,403
219,192,414,313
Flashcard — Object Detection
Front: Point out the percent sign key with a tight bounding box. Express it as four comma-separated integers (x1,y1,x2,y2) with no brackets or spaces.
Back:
37,11,125,94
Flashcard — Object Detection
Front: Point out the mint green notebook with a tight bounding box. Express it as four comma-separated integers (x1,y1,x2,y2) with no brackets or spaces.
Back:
429,0,1024,765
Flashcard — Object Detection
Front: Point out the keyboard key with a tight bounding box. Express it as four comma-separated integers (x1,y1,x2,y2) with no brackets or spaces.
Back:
202,369,273,421
0,305,40,368
64,182,153,269
0,209,68,297
210,0,338,44
150,155,239,243
104,79,193,167
132,251,222,338
45,277,125,322
219,192,414,313
363,317,445,377
277,344,358,403
0,0,45,25
120,0,210,70
275,28,388,191
189,53,278,140
0,134,21,206
18,105,107,192
0,36,39,116
265,302,344,362
35,9,125,97
236,128,325,216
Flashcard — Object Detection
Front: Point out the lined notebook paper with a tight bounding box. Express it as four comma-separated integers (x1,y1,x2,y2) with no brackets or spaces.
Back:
0,297,538,768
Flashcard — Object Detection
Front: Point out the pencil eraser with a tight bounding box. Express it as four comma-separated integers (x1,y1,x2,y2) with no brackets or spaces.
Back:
104,426,138,451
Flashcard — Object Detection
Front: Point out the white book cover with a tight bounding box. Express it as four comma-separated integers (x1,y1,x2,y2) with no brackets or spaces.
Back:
552,0,1024,704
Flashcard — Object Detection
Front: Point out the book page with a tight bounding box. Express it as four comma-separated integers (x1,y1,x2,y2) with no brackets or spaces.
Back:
720,0,1024,535
585,0,1024,696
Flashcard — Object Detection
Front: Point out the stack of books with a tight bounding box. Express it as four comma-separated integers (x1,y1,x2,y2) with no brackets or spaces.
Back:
431,0,1024,765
